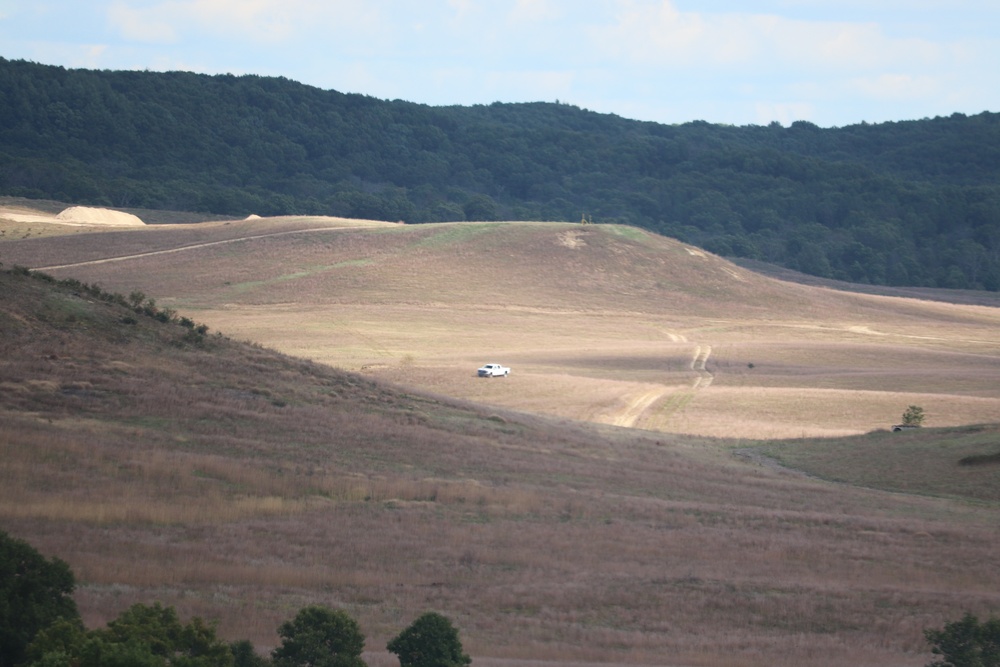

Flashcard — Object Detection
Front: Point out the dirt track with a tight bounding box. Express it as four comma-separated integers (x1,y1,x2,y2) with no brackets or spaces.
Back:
33,227,354,271
611,343,714,428
612,386,671,427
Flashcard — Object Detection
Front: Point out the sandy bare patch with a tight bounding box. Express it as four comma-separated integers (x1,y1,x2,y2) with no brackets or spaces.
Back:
56,206,145,226
722,266,746,282
557,229,587,248
0,205,144,228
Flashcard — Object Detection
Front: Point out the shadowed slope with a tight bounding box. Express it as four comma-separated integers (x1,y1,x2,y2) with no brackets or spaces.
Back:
3,267,1000,667
0,262,1000,667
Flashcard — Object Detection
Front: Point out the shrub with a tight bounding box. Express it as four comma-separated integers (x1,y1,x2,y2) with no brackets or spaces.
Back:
271,606,365,667
386,612,470,667
27,602,235,667
230,640,269,667
902,405,926,427
925,612,1000,667
0,530,80,667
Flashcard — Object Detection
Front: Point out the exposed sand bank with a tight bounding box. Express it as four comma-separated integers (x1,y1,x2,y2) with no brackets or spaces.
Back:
1,205,145,227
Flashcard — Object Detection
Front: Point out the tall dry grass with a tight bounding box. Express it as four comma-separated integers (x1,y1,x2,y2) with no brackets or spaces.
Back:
3,225,1000,666
7,217,1000,440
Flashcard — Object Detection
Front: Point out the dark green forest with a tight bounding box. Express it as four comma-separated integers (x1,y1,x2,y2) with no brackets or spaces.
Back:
2,57,999,290
2,528,470,667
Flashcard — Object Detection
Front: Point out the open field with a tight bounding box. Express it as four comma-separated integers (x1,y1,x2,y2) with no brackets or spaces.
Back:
4,207,999,439
3,205,1000,666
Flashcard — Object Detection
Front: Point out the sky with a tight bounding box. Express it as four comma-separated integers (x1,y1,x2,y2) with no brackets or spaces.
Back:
1,0,998,128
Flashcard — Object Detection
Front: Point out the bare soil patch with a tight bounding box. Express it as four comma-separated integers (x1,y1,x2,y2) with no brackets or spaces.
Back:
56,205,145,226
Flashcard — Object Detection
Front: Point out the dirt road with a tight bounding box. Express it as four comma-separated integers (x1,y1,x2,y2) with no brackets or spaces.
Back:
33,227,353,272
612,343,713,428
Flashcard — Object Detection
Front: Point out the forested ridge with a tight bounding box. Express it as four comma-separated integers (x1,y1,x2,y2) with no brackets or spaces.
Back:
2,57,999,290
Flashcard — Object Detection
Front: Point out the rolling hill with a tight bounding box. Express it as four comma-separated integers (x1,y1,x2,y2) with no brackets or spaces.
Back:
2,57,1000,291
2,203,1000,666
4,203,999,439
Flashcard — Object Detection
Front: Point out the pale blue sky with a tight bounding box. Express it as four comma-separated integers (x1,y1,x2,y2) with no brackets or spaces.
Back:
1,0,997,127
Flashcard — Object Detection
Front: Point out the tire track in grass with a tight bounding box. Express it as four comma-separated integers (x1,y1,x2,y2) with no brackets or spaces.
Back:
655,344,714,425
613,342,713,429
691,344,713,389
612,387,672,428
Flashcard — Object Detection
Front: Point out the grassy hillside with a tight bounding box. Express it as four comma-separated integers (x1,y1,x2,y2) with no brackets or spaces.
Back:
754,424,1000,503
2,58,1000,291
5,208,999,440
2,255,1000,665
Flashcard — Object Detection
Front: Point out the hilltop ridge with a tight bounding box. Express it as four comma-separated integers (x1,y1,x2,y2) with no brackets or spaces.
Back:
5,209,1000,439
2,57,999,290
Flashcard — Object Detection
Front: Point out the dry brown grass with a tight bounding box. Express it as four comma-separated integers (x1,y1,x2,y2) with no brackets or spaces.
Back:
2,210,1000,666
5,215,995,440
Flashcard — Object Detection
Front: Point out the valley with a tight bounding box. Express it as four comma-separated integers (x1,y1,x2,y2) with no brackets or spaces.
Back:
2,203,999,667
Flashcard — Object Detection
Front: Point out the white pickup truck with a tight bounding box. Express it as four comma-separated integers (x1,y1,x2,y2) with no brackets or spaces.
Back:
477,363,510,378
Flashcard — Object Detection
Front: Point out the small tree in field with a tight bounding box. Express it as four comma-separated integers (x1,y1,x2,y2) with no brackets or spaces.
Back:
24,602,233,667
925,612,1000,666
272,606,365,667
902,405,926,427
231,640,269,667
0,530,80,667
387,612,470,667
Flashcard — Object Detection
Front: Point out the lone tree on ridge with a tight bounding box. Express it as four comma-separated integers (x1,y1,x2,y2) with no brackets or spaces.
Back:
902,405,926,427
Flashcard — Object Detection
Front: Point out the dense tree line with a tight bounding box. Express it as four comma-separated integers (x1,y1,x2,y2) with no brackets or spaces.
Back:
0,530,78,667
925,613,1000,667
5,529,993,666
1,530,470,667
2,57,999,290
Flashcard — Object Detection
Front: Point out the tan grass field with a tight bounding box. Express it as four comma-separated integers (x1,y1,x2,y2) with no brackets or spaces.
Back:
2,205,1000,667
5,208,999,439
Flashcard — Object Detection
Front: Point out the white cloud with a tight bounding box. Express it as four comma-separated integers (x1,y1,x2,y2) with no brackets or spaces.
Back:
849,73,939,100
808,23,941,71
180,0,297,41
594,1,948,74
485,68,576,99
599,0,706,65
108,1,178,43
0,0,24,23
509,0,561,24
81,43,109,66
447,0,475,22
107,0,380,45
